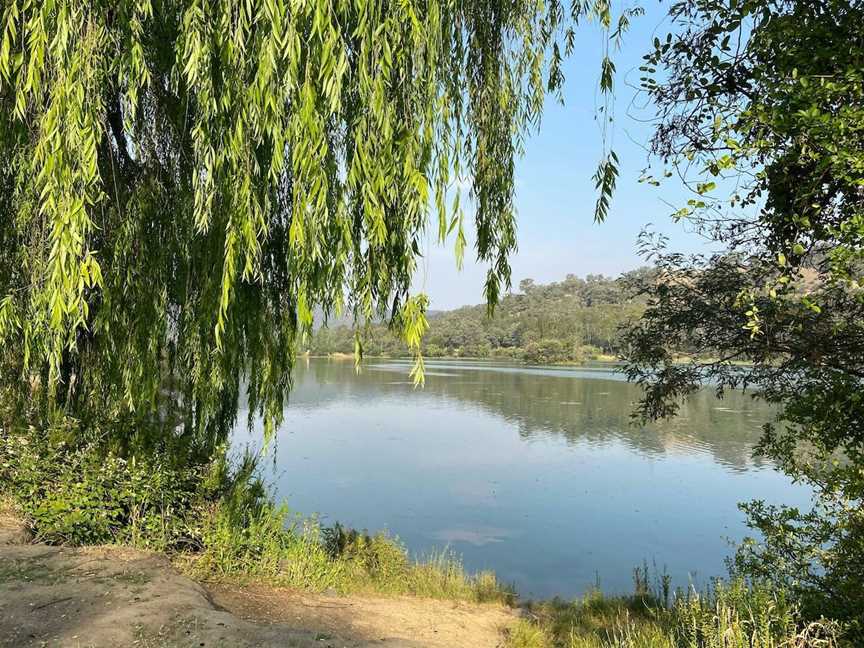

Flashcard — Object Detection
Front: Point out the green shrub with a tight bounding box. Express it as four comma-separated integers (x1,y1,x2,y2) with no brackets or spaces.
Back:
424,344,446,357
0,431,203,548
522,339,583,365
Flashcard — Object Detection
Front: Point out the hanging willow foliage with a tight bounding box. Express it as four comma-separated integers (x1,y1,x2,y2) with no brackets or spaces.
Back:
0,0,617,439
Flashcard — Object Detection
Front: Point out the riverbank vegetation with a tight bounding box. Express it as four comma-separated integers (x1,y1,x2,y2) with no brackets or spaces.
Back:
506,578,842,648
1,426,851,645
306,271,651,363
0,424,511,604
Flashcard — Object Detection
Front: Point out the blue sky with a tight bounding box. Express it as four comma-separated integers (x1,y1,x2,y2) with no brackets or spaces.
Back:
416,2,719,310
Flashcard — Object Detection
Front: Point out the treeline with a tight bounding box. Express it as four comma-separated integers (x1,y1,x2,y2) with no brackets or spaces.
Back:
306,270,653,363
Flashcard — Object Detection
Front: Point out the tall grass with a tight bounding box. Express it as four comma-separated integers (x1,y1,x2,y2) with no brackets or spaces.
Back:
185,499,514,602
506,576,844,648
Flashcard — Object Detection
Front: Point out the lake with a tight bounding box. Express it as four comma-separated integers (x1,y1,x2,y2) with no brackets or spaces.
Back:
233,358,811,599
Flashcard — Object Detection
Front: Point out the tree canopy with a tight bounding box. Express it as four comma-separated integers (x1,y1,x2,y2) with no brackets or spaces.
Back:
307,270,651,362
627,0,864,632
0,0,620,440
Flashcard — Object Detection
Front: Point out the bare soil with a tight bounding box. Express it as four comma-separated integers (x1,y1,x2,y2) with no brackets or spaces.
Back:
0,514,516,648
208,583,515,648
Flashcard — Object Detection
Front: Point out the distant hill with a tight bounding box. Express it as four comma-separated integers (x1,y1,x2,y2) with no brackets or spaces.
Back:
305,269,654,363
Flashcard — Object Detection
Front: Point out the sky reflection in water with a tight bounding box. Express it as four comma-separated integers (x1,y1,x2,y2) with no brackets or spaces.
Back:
234,358,811,599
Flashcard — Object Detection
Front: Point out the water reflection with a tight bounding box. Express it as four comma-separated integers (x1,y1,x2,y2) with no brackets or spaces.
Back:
291,358,771,472
234,358,808,599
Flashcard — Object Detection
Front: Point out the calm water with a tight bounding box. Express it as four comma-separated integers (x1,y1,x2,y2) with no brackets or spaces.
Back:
233,358,811,599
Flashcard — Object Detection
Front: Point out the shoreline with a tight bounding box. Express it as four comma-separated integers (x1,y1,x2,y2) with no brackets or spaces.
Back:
301,351,621,365
0,508,516,647
0,499,844,647
301,352,753,367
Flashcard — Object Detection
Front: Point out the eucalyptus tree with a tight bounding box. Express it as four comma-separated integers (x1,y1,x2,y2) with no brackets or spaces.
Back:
626,0,864,631
0,0,622,442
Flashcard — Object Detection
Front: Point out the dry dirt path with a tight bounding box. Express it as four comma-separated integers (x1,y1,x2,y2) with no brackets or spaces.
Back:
0,515,516,648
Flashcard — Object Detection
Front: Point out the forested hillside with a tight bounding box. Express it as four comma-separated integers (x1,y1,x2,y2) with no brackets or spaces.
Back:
306,270,653,363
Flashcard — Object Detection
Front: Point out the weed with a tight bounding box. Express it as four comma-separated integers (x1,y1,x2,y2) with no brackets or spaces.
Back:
506,578,846,648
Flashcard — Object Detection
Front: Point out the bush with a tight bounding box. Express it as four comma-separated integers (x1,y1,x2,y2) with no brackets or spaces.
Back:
424,344,446,357
579,345,603,360
522,339,582,364
0,431,205,548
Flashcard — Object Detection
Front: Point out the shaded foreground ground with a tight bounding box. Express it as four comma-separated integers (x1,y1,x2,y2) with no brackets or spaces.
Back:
0,517,516,647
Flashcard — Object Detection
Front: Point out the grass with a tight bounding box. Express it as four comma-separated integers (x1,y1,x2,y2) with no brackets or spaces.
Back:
169,453,515,603
180,506,513,603
505,575,844,648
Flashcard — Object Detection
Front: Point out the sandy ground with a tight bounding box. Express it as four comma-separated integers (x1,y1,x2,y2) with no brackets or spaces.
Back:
0,514,516,648
208,583,516,648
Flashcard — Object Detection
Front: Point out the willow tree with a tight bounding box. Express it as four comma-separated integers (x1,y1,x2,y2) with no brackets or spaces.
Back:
0,1,618,442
